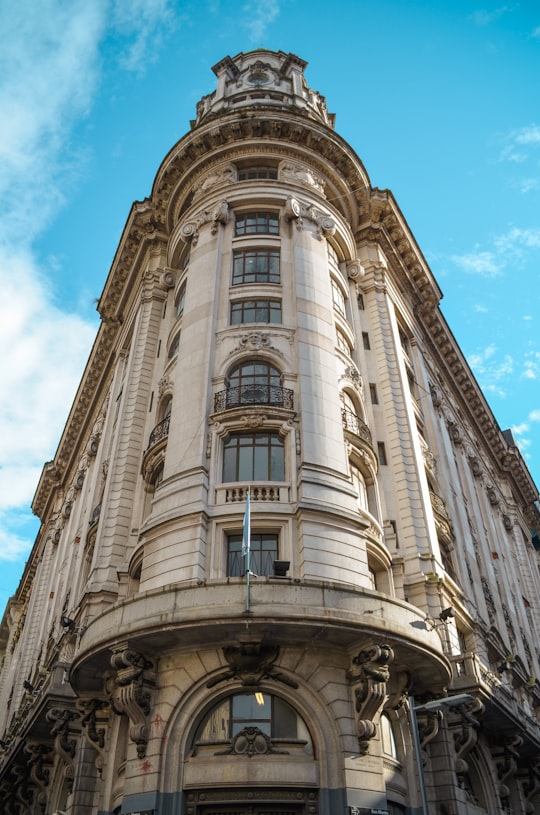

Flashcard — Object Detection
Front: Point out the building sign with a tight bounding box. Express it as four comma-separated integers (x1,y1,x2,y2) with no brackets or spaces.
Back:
349,808,389,815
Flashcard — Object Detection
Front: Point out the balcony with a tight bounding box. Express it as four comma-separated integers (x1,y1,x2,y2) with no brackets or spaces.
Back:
141,414,170,481
341,407,373,443
147,414,170,449
214,384,294,412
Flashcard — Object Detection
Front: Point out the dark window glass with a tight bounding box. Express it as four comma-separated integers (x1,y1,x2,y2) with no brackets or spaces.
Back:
227,533,278,577
176,284,186,318
230,299,281,325
235,211,279,236
377,442,387,465
237,166,278,180
369,383,379,404
227,362,283,407
362,332,370,350
232,249,280,285
223,432,284,482
196,693,310,747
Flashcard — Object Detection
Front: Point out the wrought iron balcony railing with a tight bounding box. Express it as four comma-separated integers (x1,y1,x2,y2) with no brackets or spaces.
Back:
147,414,170,449
341,407,372,443
214,384,293,412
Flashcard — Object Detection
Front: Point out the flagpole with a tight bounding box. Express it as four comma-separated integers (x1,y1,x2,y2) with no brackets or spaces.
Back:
242,488,252,613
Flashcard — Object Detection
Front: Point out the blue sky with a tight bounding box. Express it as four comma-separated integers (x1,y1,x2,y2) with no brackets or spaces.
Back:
1,0,539,611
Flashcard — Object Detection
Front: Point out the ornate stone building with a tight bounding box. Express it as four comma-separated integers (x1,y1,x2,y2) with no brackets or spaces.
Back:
1,49,540,815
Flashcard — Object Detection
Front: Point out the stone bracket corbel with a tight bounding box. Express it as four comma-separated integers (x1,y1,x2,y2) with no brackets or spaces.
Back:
46,707,81,793
105,646,156,758
448,697,484,780
77,698,110,776
348,643,394,755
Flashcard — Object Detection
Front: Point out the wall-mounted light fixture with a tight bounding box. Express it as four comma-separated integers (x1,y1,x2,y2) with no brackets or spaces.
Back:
426,607,455,630
273,560,290,578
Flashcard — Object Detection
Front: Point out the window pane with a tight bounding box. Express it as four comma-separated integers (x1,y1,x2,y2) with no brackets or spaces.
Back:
235,212,279,236
230,299,281,325
223,432,284,482
232,249,280,285
273,697,298,739
227,533,278,577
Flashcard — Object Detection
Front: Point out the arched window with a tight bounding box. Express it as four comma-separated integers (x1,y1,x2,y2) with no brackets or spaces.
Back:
194,692,312,754
227,361,282,407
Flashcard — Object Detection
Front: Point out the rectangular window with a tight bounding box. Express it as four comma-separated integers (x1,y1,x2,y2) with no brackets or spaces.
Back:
230,299,282,325
223,431,285,482
369,383,379,404
362,332,370,350
232,249,280,285
377,442,387,465
237,165,278,180
227,533,278,578
235,211,280,236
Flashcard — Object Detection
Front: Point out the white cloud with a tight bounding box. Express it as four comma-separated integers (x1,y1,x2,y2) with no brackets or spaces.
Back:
532,26,540,39
453,227,540,278
473,304,489,313
469,6,513,26
242,0,280,42
110,0,176,73
451,250,503,277
529,410,540,422
0,0,177,587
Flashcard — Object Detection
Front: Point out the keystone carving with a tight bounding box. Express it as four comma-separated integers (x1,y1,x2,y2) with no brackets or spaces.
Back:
215,726,289,757
105,646,156,758
348,643,394,755
207,641,298,689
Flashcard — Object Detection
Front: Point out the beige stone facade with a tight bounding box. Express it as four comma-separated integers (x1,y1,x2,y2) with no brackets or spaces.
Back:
1,49,540,815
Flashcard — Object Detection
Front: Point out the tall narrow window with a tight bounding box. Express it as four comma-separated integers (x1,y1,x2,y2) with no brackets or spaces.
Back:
232,249,280,285
227,533,278,576
175,284,186,318
235,212,279,236
223,432,285,482
331,278,346,316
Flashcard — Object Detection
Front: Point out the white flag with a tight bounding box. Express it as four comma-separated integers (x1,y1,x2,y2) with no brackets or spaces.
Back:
242,489,251,557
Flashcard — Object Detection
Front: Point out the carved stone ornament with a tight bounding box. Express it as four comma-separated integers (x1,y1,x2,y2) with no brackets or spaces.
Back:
105,646,156,758
281,162,325,194
348,643,394,755
207,641,298,689
77,698,110,776
346,259,365,280
215,726,289,757
284,195,301,220
24,741,53,809
47,706,81,792
496,733,523,803
448,697,484,784
194,164,236,198
179,200,229,245
159,269,176,290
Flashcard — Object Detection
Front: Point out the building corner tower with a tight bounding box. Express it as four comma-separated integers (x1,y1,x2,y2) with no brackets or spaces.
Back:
1,49,540,815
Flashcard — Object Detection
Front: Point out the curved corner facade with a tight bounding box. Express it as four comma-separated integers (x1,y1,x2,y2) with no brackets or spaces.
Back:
1,50,540,815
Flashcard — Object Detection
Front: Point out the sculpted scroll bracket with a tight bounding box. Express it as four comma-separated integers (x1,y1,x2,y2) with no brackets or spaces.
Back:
105,646,156,759
348,643,394,755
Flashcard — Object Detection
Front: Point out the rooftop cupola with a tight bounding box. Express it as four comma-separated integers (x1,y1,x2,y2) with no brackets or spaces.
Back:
191,49,335,129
